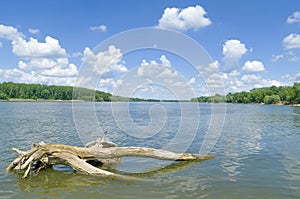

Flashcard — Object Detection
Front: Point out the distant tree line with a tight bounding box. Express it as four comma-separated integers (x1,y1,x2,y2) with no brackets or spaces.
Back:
0,82,112,101
2,82,299,104
0,82,179,102
192,83,300,105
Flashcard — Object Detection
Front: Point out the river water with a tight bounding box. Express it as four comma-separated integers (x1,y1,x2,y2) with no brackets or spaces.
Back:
0,102,299,198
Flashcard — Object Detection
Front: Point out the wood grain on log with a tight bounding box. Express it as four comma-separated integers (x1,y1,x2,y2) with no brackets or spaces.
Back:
7,143,214,180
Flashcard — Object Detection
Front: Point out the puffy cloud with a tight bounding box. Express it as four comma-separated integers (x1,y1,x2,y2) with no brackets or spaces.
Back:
193,46,284,95
0,24,78,86
0,41,2,48
241,74,261,83
82,45,127,76
222,39,247,72
202,70,284,94
287,11,300,24
282,33,300,49
1,57,78,83
189,77,196,84
113,55,196,100
18,58,59,70
228,70,240,77
12,36,67,58
97,78,117,93
160,55,170,67
28,28,40,34
197,60,219,77
206,73,225,87
240,74,282,88
0,67,77,86
76,45,128,91
256,79,282,88
158,5,211,31
195,60,227,95
137,55,179,79
242,60,265,72
0,24,24,41
0,24,66,58
40,63,78,77
16,57,78,77
90,25,107,32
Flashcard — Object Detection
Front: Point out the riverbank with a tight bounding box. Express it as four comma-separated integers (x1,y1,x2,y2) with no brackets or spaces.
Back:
2,99,300,106
3,98,85,102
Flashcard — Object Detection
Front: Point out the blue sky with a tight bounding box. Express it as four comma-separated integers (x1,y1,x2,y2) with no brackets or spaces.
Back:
0,0,300,99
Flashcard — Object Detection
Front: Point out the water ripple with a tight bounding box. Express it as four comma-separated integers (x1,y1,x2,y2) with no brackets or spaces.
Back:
1,102,300,198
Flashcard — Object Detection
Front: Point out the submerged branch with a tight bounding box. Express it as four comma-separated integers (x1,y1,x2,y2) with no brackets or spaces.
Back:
7,141,214,180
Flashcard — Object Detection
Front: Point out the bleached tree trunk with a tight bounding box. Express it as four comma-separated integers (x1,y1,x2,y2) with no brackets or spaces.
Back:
7,143,214,180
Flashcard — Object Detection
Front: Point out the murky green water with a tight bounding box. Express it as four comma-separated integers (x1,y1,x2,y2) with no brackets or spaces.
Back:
0,102,299,198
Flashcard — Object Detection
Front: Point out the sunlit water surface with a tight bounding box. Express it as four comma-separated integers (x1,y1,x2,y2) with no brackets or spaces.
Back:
0,102,299,198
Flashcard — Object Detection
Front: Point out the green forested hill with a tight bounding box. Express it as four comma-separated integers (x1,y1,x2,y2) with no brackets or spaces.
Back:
0,82,161,102
1,82,300,104
193,83,300,105
0,82,112,101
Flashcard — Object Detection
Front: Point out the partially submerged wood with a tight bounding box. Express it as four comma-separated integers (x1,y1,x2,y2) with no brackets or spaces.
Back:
6,133,214,180
85,131,117,148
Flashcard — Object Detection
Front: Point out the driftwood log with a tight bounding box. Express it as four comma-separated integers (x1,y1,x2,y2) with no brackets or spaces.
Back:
6,132,214,180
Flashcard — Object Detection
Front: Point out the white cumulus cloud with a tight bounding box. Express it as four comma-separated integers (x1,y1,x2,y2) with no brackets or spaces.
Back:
282,33,300,49
160,55,171,67
0,24,78,86
0,67,77,86
18,58,57,70
0,24,67,58
220,73,283,93
287,11,300,24
240,74,282,88
158,5,212,31
40,63,78,77
97,78,118,93
197,60,219,77
16,57,78,78
82,45,127,76
189,77,196,84
137,55,179,79
12,36,67,58
0,24,25,41
90,25,107,32
222,39,247,72
113,55,196,100
242,60,265,72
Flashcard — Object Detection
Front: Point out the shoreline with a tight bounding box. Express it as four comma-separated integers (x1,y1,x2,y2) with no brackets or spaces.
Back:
2,98,85,102
1,98,300,106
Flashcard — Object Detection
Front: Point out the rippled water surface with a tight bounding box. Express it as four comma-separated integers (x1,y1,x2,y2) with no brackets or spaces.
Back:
0,102,299,198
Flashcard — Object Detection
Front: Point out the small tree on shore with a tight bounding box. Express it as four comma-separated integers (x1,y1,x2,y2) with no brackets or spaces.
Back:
263,95,280,104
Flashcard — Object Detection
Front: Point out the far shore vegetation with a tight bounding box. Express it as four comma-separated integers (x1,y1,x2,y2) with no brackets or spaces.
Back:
0,82,178,102
192,82,300,105
0,82,300,105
